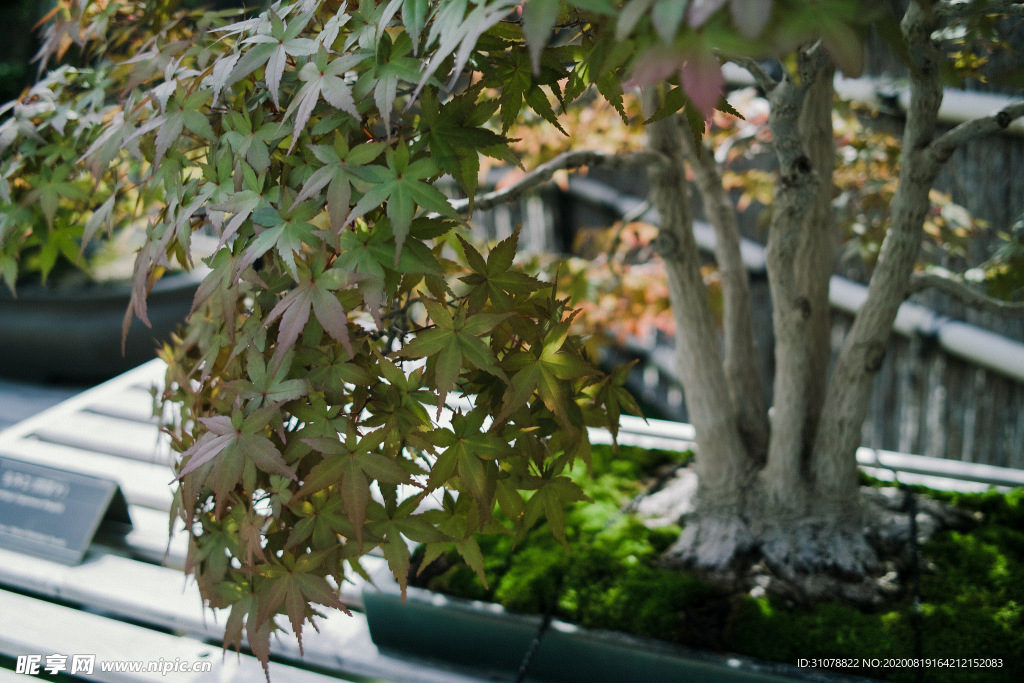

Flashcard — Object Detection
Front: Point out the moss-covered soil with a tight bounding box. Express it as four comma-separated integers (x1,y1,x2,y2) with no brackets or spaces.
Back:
410,445,1024,682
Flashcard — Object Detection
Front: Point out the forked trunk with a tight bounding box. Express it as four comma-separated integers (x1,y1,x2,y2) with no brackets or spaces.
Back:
647,3,1003,596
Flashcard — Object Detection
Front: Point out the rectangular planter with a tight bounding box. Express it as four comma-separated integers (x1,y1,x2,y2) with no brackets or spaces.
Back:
362,572,864,683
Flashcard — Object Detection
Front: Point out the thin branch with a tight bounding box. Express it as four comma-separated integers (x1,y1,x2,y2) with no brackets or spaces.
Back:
908,269,1024,315
450,150,667,214
727,54,779,94
926,100,1024,170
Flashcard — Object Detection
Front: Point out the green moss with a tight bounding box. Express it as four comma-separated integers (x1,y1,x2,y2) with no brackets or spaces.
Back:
415,445,1024,681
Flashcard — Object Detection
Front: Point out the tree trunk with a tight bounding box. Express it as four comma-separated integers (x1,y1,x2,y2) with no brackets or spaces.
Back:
643,89,755,568
760,48,831,517
681,128,769,463
813,2,944,518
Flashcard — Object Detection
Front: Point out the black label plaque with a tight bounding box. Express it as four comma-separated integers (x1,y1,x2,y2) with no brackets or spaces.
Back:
0,457,132,565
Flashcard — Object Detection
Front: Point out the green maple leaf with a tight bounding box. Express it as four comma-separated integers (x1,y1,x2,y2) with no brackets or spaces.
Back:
582,359,643,442
286,490,360,551
418,85,514,198
230,348,308,410
522,475,589,546
458,227,544,312
297,422,409,547
361,352,435,446
352,29,421,131
295,134,387,234
154,86,214,166
334,217,443,326
254,550,349,654
286,49,363,154
429,407,507,519
400,298,510,417
186,512,240,588
221,109,281,174
346,142,459,257
244,199,321,279
485,49,567,134
239,8,318,109
221,587,273,677
366,497,452,599
24,163,89,228
497,318,595,428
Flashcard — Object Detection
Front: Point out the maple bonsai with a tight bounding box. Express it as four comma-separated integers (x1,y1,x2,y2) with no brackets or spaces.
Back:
3,0,1024,672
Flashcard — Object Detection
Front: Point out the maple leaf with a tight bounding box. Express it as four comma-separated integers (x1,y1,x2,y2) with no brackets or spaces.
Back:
285,49,362,154
353,29,421,131
361,351,437,446
729,0,775,39
581,360,643,443
240,8,318,109
254,550,349,655
457,227,544,312
522,0,560,73
174,409,297,517
235,199,319,280
402,0,430,51
147,86,216,167
418,85,514,198
345,143,459,256
487,49,568,134
264,259,358,368
680,54,724,123
522,475,589,546
295,135,387,234
229,348,308,410
497,318,595,428
286,490,360,551
415,0,519,99
297,422,409,548
221,110,281,174
400,298,510,417
366,497,452,599
429,407,507,518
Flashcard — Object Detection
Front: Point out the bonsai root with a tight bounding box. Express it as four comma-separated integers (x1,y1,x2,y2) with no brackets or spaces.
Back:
638,465,977,607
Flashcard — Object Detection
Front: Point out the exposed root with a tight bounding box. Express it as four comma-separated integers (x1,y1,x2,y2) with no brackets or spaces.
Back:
638,465,977,608
665,514,754,570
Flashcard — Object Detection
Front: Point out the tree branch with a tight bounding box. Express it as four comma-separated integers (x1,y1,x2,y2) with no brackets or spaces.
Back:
679,122,768,459
727,55,779,94
814,1,945,507
926,100,1024,171
450,149,667,214
908,269,1024,314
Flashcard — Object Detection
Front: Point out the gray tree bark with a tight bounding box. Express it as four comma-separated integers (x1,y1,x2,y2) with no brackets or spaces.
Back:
643,88,755,568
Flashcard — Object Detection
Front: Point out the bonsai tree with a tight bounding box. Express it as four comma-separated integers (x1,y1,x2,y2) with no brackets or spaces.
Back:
3,0,1023,671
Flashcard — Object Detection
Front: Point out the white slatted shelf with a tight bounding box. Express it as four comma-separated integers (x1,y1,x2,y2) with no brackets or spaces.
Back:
29,411,173,465
81,386,168,424
0,588,348,683
0,546,481,683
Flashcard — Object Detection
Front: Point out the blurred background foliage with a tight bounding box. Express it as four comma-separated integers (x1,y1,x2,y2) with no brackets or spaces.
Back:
0,1,258,102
